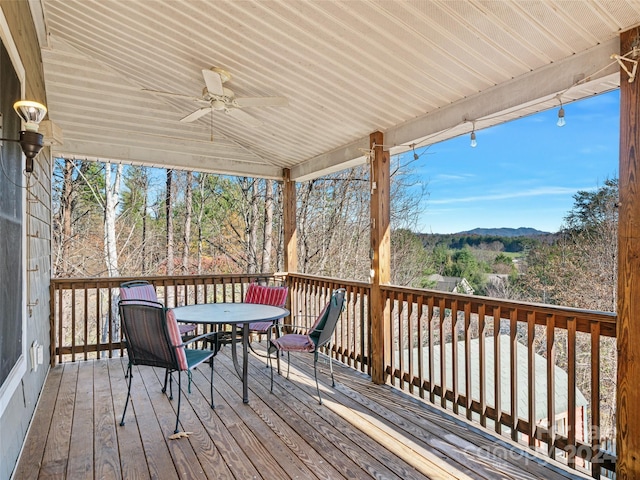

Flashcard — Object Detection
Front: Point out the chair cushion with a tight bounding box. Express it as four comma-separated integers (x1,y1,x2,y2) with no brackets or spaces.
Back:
166,309,188,370
248,320,273,333
271,333,315,352
245,283,288,307
185,348,214,369
120,284,158,303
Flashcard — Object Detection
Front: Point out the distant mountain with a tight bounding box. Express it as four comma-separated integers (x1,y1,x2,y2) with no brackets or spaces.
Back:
458,227,551,237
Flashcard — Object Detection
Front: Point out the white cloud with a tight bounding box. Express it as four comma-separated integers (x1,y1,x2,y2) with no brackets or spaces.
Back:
429,186,589,205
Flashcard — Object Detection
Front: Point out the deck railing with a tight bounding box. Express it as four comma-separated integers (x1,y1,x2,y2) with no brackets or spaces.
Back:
50,273,617,476
286,274,617,477
49,273,282,364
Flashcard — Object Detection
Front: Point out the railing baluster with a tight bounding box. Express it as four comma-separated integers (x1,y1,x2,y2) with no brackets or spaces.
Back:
591,321,601,478
479,303,486,427
57,284,63,365
494,306,501,434
451,300,459,414
547,314,556,459
71,285,76,363
568,316,577,469
417,295,424,399
510,308,518,442
528,310,536,448
428,296,435,403
439,297,446,409
408,293,415,395
83,283,88,361
398,291,404,390
465,301,472,421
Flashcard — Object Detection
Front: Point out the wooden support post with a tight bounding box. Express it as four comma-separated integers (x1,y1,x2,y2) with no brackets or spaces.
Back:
283,168,297,274
617,27,640,480
370,131,391,385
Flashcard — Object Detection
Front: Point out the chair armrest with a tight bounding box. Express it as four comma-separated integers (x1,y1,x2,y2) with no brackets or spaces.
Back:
180,331,219,347
268,324,310,336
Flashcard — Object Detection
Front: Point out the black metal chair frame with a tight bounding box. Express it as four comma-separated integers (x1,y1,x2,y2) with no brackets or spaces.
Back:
118,299,220,434
268,288,346,404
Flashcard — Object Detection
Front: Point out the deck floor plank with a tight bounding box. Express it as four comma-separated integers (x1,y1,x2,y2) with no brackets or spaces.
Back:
212,355,348,479
211,358,349,480
108,358,151,480
15,349,590,480
167,364,238,480
12,363,64,479
39,362,78,479
66,361,95,480
264,353,452,480
122,363,179,479
137,364,206,478
198,361,290,479
238,351,428,480
93,359,122,480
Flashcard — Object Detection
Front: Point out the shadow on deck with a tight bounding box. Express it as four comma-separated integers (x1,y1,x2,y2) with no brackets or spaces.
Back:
15,344,589,479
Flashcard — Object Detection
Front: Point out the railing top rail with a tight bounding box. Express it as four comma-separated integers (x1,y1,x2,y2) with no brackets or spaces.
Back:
382,283,616,320
286,272,371,290
51,273,281,288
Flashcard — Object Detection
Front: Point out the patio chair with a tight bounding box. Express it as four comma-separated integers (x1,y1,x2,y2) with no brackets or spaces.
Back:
268,288,346,404
120,280,197,337
244,282,289,362
118,299,219,434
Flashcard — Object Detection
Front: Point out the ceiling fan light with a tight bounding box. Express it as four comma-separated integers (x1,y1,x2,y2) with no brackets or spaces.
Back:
211,99,226,110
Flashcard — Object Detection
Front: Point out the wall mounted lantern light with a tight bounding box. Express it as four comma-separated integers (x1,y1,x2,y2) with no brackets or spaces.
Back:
0,100,47,173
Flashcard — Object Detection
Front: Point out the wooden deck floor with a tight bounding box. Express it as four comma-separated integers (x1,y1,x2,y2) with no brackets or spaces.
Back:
15,346,589,480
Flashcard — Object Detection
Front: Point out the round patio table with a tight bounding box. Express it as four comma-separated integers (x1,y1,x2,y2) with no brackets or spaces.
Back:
171,303,289,403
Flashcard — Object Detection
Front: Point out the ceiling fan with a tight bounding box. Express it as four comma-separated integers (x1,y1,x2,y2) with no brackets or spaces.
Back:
143,67,288,127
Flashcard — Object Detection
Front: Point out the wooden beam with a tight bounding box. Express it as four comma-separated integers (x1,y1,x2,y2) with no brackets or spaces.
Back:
370,131,391,385
617,27,640,479
53,139,284,179
283,168,297,274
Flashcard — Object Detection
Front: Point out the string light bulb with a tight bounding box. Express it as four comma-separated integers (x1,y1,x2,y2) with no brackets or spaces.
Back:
556,95,566,127
557,106,566,127
412,144,419,160
470,122,477,148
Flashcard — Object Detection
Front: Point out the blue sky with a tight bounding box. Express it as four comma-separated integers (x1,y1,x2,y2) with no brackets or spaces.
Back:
408,89,620,234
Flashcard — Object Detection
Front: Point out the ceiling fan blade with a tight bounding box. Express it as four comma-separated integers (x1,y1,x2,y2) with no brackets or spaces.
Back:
142,88,202,102
180,107,212,123
226,108,262,127
235,96,289,108
202,69,225,96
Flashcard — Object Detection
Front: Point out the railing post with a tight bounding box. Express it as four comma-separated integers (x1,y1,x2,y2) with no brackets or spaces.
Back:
283,168,297,275
370,131,390,385
617,26,640,479
283,168,297,318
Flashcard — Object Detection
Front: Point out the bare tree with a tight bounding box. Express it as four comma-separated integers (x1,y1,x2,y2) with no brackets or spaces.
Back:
182,171,193,274
166,169,174,275
55,159,75,276
261,179,274,272
104,162,123,277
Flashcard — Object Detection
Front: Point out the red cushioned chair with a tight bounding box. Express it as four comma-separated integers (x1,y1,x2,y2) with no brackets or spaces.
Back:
269,288,345,404
244,282,289,363
118,299,219,434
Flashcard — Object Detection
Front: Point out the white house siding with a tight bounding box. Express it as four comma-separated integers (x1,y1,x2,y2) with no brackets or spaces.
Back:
0,2,51,478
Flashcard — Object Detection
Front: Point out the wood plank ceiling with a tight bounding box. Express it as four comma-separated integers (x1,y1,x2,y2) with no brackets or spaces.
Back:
35,0,640,181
